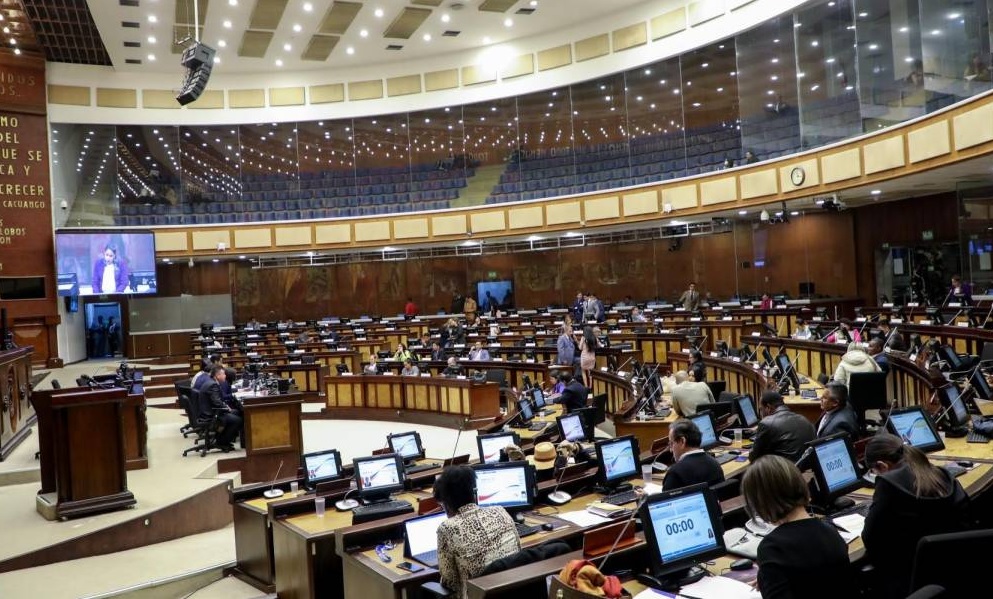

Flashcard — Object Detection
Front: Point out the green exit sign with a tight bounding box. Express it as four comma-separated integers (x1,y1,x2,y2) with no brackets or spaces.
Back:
921,230,934,241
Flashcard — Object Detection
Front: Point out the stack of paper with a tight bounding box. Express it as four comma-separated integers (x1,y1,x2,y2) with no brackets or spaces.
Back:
832,514,866,544
677,576,760,599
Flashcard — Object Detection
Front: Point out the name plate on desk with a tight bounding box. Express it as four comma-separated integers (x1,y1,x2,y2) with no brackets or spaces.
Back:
454,344,466,348
681,348,691,354
411,319,421,322
709,352,720,358
601,366,609,371
661,329,673,334
744,305,754,310
654,318,664,323
618,319,628,323
920,320,933,325
949,302,962,308
776,305,787,309
958,321,970,327
690,317,702,322
908,302,920,307
722,316,733,321
883,303,894,308
525,343,536,347
456,375,466,380
356,337,366,341
458,357,469,361
494,358,504,362
554,320,564,325
890,319,903,324
812,316,823,321
732,357,742,362
385,327,396,331
340,372,353,376
525,359,535,363
489,343,501,347
421,373,431,377
751,332,761,337
855,317,866,322
753,363,761,370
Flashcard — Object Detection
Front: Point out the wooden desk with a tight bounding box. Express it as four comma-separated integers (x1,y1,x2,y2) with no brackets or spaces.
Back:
123,389,148,470
0,346,35,461
218,391,304,484
325,375,500,429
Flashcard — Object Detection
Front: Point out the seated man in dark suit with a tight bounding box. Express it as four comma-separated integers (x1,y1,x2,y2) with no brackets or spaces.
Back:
556,372,588,413
441,356,463,378
430,341,445,362
815,383,858,440
199,365,243,451
749,390,815,463
663,419,725,491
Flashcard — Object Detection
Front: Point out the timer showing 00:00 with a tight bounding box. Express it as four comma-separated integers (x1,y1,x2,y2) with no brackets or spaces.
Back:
664,518,696,535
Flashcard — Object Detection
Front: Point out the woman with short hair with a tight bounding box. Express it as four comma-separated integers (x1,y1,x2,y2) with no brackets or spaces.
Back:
742,455,855,599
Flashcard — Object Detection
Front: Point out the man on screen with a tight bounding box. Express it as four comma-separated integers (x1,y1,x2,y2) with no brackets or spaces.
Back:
92,245,129,293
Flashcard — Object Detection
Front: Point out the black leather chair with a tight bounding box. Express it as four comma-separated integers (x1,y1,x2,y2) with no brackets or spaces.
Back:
182,388,223,457
419,541,571,598
910,528,993,596
175,380,195,437
591,393,608,425
848,371,889,436
710,478,740,501
906,586,945,599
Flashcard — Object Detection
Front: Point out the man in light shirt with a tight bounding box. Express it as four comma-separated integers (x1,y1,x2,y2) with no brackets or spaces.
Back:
671,370,714,417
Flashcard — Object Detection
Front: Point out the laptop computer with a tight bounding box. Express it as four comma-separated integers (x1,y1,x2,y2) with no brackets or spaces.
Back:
403,511,448,568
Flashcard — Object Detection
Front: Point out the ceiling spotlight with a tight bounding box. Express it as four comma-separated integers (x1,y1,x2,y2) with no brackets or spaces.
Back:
147,35,156,43
147,53,156,61
503,18,513,27
222,19,232,28
423,33,431,41
303,2,313,11
441,13,450,23
148,14,157,23
218,39,227,47
275,58,283,66
228,0,238,5
374,8,384,17
283,43,292,51
346,46,355,54
359,28,368,37
293,23,302,32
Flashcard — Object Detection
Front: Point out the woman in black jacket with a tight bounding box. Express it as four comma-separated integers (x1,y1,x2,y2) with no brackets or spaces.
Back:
862,434,970,599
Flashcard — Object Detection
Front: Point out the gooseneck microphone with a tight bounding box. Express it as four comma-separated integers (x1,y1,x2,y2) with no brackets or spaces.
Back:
263,460,286,499
546,462,573,505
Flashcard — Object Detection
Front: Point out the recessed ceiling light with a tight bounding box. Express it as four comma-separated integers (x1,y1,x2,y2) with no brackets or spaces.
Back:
283,43,292,51
228,0,238,5
503,18,513,27
275,58,283,66
530,0,538,5
147,54,155,61
218,39,227,47
223,19,232,28
148,15,157,23
423,33,431,41
213,56,220,63
346,46,355,54
483,36,491,44
292,23,302,32
303,2,313,11
359,28,368,37
441,13,450,23
147,35,156,43
374,8,384,18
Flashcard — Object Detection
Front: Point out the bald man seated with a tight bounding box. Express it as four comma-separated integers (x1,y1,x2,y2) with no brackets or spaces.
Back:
671,370,715,417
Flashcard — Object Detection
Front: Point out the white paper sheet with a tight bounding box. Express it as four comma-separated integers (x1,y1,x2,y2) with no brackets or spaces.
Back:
676,576,759,599
555,510,612,528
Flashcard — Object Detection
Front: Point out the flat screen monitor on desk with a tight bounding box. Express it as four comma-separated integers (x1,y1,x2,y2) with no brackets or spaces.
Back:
558,411,593,443
302,449,343,489
354,453,406,503
689,411,719,451
472,461,535,513
595,435,640,492
477,431,520,464
638,483,726,591
885,406,945,454
776,353,800,391
808,433,863,512
403,512,448,568
970,369,993,400
938,384,970,428
734,395,759,428
532,387,547,409
388,431,425,463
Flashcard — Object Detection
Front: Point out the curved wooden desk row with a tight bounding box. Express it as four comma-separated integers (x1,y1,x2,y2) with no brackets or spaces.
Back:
0,347,35,461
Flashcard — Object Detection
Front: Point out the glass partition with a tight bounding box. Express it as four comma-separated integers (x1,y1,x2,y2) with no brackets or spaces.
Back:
52,0,993,228
737,18,801,161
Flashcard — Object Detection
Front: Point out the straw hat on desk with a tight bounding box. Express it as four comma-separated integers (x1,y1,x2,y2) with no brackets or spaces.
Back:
528,442,558,471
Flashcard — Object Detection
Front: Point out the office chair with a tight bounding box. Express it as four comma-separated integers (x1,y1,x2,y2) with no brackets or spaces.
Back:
906,585,945,599
181,389,224,457
705,380,726,399
848,372,889,436
419,541,572,598
910,529,993,596
710,478,740,502
591,393,608,425
175,380,196,437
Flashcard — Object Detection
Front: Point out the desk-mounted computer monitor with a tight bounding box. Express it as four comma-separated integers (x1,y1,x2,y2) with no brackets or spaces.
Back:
477,431,520,464
638,483,726,591
970,369,993,400
595,435,641,493
557,411,594,443
387,431,425,463
734,395,759,428
938,384,970,428
689,411,720,451
472,461,535,513
885,406,945,454
808,433,863,513
353,453,406,503
532,387,547,409
516,398,535,423
776,353,800,391
302,449,343,489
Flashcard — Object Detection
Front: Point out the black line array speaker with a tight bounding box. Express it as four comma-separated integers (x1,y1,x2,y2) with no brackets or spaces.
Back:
176,42,216,106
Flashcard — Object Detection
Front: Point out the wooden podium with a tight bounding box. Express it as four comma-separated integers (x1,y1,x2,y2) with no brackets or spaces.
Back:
32,387,136,520
218,391,304,484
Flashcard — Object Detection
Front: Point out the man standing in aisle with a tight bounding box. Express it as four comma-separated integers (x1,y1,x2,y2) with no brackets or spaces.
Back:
678,282,701,311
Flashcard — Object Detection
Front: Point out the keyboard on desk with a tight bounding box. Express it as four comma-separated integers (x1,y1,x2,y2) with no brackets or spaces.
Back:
351,500,414,524
515,522,542,538
527,422,549,432
714,452,739,465
967,430,990,444
405,462,441,474
800,389,818,399
601,489,639,506
831,501,871,519
943,464,968,478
